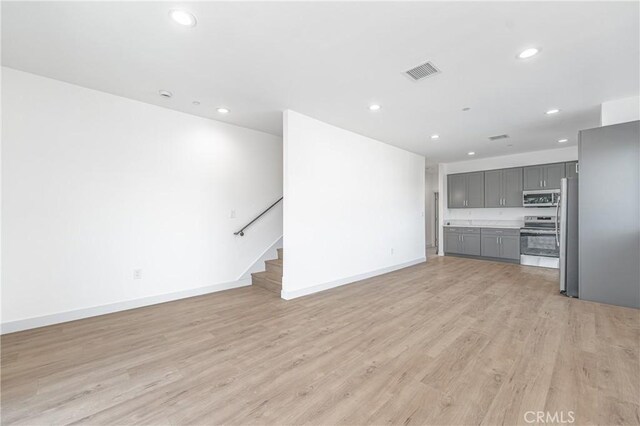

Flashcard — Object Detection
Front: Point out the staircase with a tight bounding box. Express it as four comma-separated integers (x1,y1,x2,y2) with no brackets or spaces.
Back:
251,248,283,294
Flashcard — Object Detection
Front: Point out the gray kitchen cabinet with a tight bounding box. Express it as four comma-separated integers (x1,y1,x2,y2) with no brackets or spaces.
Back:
447,172,484,208
481,228,520,260
523,163,565,190
503,167,524,206
524,165,544,190
565,161,578,179
484,170,502,208
481,234,500,257
444,229,462,254
484,167,523,207
579,120,639,308
499,235,520,260
544,163,565,189
461,233,481,256
465,172,485,208
444,227,480,255
447,174,466,208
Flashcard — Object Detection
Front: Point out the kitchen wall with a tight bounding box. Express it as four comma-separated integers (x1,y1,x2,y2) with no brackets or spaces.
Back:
437,146,578,254
2,68,283,332
283,110,425,299
601,96,640,126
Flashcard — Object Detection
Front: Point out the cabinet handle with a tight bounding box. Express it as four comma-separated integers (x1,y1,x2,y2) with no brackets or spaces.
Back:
544,180,547,187
496,237,499,244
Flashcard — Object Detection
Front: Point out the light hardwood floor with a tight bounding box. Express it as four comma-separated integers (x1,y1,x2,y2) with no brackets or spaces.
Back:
2,255,639,425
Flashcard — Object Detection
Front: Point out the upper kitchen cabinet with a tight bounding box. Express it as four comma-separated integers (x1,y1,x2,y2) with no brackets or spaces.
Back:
523,163,565,190
545,163,565,188
565,161,578,179
447,172,485,208
466,172,485,208
484,167,523,207
448,173,466,208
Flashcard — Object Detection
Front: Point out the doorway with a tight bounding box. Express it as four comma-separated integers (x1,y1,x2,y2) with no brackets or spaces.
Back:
434,192,439,254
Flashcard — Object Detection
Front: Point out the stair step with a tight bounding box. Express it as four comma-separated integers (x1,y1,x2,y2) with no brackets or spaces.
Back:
277,248,283,260
265,259,283,275
251,271,281,294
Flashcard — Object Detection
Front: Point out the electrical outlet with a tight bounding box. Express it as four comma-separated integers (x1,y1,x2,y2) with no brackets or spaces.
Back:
133,269,142,280
229,209,236,219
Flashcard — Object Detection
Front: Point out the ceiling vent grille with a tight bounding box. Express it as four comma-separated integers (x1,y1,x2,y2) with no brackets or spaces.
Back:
405,61,441,81
488,134,509,141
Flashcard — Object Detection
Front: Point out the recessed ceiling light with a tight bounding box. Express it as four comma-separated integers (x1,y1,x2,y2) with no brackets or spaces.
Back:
169,9,197,27
518,47,540,59
192,101,200,105
217,107,230,114
158,90,173,98
468,151,475,156
558,138,568,143
431,134,440,140
369,104,381,111
546,108,560,115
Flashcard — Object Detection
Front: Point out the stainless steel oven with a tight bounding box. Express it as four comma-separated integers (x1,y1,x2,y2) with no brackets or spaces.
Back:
523,190,560,207
520,216,559,268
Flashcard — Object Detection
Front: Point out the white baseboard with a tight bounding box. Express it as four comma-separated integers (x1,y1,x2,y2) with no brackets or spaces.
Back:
1,279,251,335
280,257,426,300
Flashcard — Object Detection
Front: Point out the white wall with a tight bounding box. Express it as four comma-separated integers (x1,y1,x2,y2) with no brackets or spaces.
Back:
437,146,578,254
601,96,640,126
282,110,425,299
2,68,283,332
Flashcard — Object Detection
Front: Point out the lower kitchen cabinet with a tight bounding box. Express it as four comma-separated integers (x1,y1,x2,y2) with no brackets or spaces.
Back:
446,227,520,262
481,228,520,260
445,230,462,254
462,233,481,256
499,235,520,260
480,234,500,258
444,228,481,256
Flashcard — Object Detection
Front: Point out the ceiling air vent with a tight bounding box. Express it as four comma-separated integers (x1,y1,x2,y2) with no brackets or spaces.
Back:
488,134,509,141
405,61,441,81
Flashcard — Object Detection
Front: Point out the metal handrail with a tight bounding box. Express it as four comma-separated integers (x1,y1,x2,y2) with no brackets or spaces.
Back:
234,197,283,236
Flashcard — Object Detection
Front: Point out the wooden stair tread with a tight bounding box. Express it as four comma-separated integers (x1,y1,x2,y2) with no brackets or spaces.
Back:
251,248,283,295
251,271,282,294
251,271,281,283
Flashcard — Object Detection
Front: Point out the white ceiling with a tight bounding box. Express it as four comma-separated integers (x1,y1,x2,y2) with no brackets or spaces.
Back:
2,1,639,164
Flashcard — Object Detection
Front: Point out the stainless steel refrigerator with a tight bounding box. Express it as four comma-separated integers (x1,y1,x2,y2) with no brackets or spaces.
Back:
558,177,578,297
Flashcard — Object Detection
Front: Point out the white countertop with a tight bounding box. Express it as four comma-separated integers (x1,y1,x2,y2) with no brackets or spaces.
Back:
443,220,523,229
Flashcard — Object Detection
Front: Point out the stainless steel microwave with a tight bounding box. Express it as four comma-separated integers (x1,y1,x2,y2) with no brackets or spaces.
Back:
523,190,560,207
